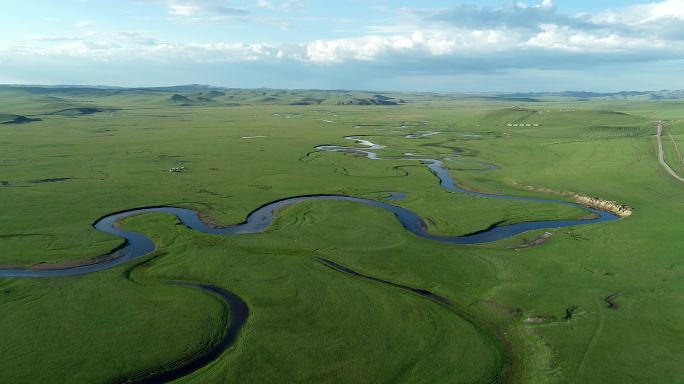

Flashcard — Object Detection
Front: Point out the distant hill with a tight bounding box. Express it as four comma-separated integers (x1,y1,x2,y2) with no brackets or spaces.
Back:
134,84,220,93
458,96,541,103
336,94,403,106
204,90,226,98
168,92,226,106
0,114,41,124
47,107,113,116
169,94,194,105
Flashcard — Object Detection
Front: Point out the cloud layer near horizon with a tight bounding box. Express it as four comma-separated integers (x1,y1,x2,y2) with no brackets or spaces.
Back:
2,0,684,90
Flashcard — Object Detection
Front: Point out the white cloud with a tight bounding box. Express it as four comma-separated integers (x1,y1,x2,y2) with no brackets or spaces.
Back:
589,0,684,40
524,24,668,52
304,31,521,63
256,0,275,9
75,20,94,28
423,0,591,31
169,4,200,16
29,35,81,42
144,0,248,19
593,0,684,25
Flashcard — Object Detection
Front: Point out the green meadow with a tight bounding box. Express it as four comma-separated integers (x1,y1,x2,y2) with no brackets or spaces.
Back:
1,85,683,383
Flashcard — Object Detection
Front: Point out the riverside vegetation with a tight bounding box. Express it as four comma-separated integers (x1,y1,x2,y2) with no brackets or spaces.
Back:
1,85,683,383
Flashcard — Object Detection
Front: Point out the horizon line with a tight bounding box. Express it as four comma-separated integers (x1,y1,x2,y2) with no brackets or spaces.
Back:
0,83,679,96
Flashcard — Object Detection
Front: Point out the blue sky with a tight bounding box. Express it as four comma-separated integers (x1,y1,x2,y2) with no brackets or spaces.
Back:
1,0,683,91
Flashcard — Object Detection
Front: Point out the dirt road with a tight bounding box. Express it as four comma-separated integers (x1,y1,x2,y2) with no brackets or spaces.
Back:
656,121,684,182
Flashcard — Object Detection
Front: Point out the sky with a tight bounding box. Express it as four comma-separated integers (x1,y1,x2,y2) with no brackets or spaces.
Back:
1,0,684,92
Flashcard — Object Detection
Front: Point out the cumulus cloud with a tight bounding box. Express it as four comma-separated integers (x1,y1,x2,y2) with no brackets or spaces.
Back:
6,36,303,64
305,31,519,63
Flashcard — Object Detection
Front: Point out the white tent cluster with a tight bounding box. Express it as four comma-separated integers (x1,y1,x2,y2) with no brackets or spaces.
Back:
507,123,539,127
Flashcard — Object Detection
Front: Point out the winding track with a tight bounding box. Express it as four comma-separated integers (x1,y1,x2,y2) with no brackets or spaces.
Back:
0,134,623,383
656,121,684,183
315,256,510,383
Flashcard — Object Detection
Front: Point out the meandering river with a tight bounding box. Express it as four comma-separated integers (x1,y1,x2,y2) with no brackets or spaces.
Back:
1,135,618,276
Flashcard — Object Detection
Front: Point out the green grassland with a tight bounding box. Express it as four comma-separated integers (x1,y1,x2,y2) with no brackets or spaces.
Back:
1,85,684,383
